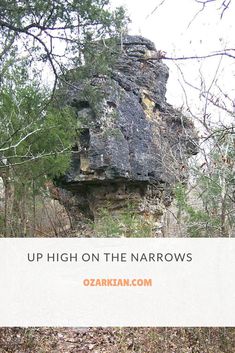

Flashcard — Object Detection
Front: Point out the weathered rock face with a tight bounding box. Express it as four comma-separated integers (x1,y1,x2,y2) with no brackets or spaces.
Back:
58,35,198,234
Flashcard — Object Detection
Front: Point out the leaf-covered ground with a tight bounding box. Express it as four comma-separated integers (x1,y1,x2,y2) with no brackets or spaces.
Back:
0,327,234,353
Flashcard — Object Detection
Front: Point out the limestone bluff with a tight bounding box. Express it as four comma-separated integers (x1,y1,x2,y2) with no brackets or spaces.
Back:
55,35,198,235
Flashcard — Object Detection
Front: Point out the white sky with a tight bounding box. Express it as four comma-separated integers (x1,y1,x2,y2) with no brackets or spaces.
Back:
112,0,234,52
111,0,235,128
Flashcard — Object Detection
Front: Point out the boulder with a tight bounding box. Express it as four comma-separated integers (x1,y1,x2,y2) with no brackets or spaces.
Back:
57,35,198,235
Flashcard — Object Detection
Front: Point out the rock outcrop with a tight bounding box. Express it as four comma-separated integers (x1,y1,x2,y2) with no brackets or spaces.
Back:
57,35,198,235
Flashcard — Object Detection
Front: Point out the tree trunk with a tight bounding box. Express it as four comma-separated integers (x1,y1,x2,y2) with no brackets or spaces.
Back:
1,168,15,236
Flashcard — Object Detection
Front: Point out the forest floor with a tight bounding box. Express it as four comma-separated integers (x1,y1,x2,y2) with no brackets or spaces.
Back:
0,327,234,353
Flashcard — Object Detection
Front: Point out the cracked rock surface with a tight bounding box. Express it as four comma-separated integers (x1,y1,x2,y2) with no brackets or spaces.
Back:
57,35,198,233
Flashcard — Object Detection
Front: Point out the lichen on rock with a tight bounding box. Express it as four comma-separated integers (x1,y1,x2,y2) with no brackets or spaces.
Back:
57,35,198,236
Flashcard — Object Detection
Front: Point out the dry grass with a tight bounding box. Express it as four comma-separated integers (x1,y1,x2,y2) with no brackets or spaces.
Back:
0,327,234,353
